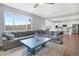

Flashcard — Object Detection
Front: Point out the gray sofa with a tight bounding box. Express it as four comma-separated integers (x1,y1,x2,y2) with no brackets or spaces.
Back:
42,31,63,44
3,35,34,51
2,30,46,51
2,30,63,51
50,31,63,44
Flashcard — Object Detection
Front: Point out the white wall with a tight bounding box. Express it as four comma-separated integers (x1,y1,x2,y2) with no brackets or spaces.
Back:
0,7,4,46
31,15,45,30
45,20,55,31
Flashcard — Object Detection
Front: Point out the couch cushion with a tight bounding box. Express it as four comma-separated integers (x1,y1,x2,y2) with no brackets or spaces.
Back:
10,30,46,38
8,34,15,40
3,33,15,40
53,31,61,36
14,31,34,38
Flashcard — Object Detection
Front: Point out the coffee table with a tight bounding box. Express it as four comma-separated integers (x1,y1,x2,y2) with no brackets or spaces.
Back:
20,37,50,55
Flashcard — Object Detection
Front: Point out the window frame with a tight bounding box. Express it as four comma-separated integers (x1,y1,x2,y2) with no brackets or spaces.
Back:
4,11,32,32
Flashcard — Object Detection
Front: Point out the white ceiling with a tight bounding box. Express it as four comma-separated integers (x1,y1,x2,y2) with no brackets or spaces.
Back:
3,3,79,19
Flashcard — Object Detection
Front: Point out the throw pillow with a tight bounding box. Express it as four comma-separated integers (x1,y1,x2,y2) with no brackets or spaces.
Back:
3,33,15,40
8,34,15,40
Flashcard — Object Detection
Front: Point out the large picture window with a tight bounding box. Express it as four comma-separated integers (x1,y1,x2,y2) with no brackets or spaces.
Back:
14,15,26,31
4,12,14,31
4,12,32,32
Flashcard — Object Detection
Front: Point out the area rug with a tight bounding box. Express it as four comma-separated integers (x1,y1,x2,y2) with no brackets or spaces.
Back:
0,42,64,56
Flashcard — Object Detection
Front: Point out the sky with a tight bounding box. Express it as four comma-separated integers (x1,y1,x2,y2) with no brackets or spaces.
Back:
4,12,31,25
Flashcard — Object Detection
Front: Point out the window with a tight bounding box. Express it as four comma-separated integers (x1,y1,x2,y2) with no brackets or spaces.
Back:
4,12,32,32
14,15,26,31
4,12,14,31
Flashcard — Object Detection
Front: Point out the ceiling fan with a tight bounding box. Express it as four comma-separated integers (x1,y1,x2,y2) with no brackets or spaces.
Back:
33,3,54,8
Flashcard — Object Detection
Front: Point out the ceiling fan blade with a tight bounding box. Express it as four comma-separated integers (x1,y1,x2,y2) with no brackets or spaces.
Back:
45,3,54,5
33,3,39,8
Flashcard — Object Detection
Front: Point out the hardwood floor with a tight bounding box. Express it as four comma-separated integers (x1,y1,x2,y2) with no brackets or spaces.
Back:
63,34,79,56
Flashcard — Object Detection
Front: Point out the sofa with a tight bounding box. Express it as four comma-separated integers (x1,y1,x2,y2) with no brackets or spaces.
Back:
2,30,46,51
42,31,63,44
2,30,63,51
49,31,63,44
